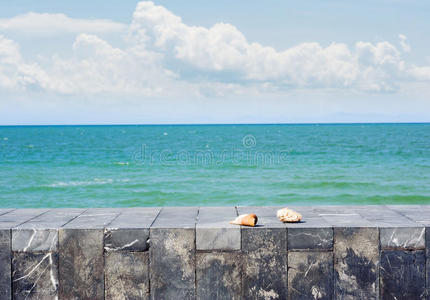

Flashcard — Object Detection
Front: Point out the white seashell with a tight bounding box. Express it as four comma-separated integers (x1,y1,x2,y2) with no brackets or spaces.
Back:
277,208,302,223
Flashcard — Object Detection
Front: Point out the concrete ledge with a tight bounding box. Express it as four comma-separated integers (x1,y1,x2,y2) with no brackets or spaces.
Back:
0,205,429,299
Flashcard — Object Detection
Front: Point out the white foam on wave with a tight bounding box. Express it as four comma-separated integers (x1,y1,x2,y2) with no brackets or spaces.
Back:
46,178,114,187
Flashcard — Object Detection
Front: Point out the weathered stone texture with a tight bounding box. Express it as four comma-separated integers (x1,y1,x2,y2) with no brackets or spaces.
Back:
288,251,333,300
196,207,240,251
288,227,333,250
334,227,379,300
105,251,149,300
12,229,58,252
380,250,426,300
104,207,160,252
150,228,195,300
0,229,11,299
105,228,149,252
380,227,425,249
242,227,287,300
12,252,58,300
196,252,242,300
59,229,104,300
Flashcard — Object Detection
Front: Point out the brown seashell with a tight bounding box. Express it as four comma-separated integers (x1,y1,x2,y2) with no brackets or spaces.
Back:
277,207,302,223
229,214,258,227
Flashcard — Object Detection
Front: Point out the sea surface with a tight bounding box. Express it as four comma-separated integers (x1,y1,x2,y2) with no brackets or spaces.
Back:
0,124,429,208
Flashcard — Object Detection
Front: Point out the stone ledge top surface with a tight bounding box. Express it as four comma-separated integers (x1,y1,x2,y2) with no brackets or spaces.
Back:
0,205,429,230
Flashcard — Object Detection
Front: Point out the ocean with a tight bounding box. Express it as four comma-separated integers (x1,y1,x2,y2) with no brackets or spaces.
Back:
0,124,429,208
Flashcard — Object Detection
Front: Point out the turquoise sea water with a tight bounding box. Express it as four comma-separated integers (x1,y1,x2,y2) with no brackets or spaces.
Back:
0,124,429,208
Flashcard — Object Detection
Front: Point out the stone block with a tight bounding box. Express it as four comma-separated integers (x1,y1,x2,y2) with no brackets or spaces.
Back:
334,227,379,300
61,208,119,229
58,229,104,300
12,228,58,252
12,252,58,300
288,227,333,250
105,251,149,300
380,227,425,249
380,250,426,299
288,251,333,300
151,207,197,229
196,207,240,251
242,227,287,299
105,228,149,252
150,228,195,300
105,207,160,252
0,209,49,223
196,227,240,251
0,229,11,299
321,213,374,227
196,252,242,300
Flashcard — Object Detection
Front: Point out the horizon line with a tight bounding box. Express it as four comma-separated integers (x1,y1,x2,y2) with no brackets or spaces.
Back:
1,122,430,127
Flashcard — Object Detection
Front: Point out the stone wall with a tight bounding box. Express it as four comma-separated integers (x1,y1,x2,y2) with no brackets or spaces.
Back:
0,205,429,299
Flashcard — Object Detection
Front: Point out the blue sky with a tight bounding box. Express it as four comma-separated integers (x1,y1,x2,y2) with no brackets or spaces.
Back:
1,1,430,124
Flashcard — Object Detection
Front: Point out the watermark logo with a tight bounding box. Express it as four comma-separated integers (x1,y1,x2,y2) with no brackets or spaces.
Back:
242,134,257,148
132,134,290,166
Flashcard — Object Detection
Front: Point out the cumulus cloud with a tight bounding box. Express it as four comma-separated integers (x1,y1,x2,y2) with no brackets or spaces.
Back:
128,2,422,92
0,12,126,36
0,35,48,90
399,34,411,53
1,1,430,97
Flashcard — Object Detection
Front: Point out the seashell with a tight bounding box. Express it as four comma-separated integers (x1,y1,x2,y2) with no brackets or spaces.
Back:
277,207,302,223
229,214,258,227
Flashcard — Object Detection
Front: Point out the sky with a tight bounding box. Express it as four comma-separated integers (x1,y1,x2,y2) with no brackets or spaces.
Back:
1,1,430,124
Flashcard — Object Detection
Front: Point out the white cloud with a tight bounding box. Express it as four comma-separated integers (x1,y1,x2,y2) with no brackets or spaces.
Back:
399,34,411,53
0,34,48,90
129,2,423,92
0,12,126,36
1,2,430,98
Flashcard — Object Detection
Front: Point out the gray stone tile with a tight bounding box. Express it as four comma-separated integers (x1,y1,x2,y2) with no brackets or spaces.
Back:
0,209,50,228
288,251,334,300
12,252,58,300
105,228,150,252
196,207,239,250
288,227,333,250
242,227,287,299
380,250,426,300
241,226,286,253
380,227,425,249
105,251,149,300
61,208,119,229
285,215,331,228
0,229,11,299
0,209,15,217
11,209,85,252
334,227,379,300
107,207,160,228
151,207,198,228
313,205,361,214
58,228,104,300
104,207,160,252
320,213,374,227
150,228,195,299
12,228,57,252
196,252,242,300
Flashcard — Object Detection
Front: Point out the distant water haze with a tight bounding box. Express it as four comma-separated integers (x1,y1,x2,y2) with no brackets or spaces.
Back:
0,124,429,208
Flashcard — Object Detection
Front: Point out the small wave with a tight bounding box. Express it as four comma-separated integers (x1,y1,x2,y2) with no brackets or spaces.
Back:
46,178,114,187
114,162,129,165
